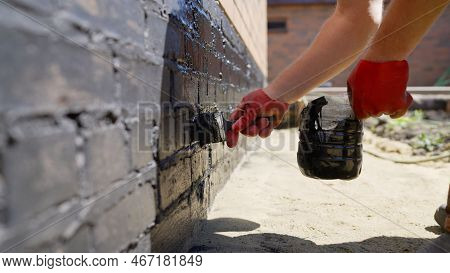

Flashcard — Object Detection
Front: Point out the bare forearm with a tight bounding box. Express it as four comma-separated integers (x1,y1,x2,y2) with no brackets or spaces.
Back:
266,0,382,103
364,0,448,62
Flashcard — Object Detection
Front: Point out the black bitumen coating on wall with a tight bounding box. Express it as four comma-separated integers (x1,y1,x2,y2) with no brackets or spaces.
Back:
158,0,264,166
146,0,265,252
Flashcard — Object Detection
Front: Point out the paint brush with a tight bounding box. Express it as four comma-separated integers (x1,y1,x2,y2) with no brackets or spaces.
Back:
192,111,233,146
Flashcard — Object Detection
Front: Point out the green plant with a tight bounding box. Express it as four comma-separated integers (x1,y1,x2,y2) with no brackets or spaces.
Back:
386,110,424,129
413,132,444,152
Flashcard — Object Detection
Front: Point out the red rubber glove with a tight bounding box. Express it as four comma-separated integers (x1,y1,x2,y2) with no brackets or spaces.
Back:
347,60,413,120
226,89,289,148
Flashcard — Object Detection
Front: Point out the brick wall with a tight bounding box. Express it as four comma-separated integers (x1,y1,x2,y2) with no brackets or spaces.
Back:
219,0,268,76
0,0,265,253
268,3,450,86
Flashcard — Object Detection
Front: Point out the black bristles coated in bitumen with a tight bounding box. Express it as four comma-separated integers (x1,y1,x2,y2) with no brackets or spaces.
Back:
192,112,231,146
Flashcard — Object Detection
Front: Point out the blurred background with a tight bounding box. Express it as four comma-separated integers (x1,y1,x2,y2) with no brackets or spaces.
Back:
268,0,450,160
267,0,450,86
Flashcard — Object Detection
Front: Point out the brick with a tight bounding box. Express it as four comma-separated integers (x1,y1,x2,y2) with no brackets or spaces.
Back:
145,12,168,57
199,77,216,105
211,25,223,55
210,142,224,165
221,63,231,84
84,165,156,224
164,22,184,62
93,184,156,252
84,126,130,194
189,178,209,241
197,12,214,49
190,178,209,219
208,54,221,79
192,41,202,72
198,46,208,74
3,122,78,226
150,199,193,252
233,85,243,104
184,35,195,69
0,195,82,252
174,108,193,150
0,27,115,114
183,74,199,104
208,165,227,206
136,103,160,159
197,76,208,104
229,67,241,89
223,157,233,180
215,83,227,110
128,119,156,170
159,156,192,210
160,84,193,154
117,53,163,117
158,108,176,160
160,66,172,104
61,0,146,48
171,69,186,103
159,69,192,156
191,148,209,182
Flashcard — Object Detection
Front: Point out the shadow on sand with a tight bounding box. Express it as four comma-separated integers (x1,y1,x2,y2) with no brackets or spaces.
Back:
190,218,449,253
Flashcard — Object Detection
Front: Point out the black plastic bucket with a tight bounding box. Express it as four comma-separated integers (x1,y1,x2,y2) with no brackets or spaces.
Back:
297,96,363,180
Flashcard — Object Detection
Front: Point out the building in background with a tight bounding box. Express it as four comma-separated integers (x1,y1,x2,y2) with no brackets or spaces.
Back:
267,0,450,86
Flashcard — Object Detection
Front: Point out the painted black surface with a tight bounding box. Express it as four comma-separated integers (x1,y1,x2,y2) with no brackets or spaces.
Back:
297,96,363,180
158,0,263,164
152,0,264,252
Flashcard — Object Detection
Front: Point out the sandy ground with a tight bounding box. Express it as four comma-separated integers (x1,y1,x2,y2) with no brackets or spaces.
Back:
192,129,450,252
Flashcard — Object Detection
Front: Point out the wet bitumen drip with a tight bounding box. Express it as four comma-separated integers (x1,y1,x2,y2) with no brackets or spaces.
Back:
297,96,363,180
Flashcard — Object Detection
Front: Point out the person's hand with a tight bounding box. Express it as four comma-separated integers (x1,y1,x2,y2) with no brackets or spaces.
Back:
226,89,289,148
347,60,413,119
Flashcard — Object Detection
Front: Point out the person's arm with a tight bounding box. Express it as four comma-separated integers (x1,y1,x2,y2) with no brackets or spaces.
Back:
226,0,383,147
265,0,383,103
347,0,448,119
364,0,449,62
